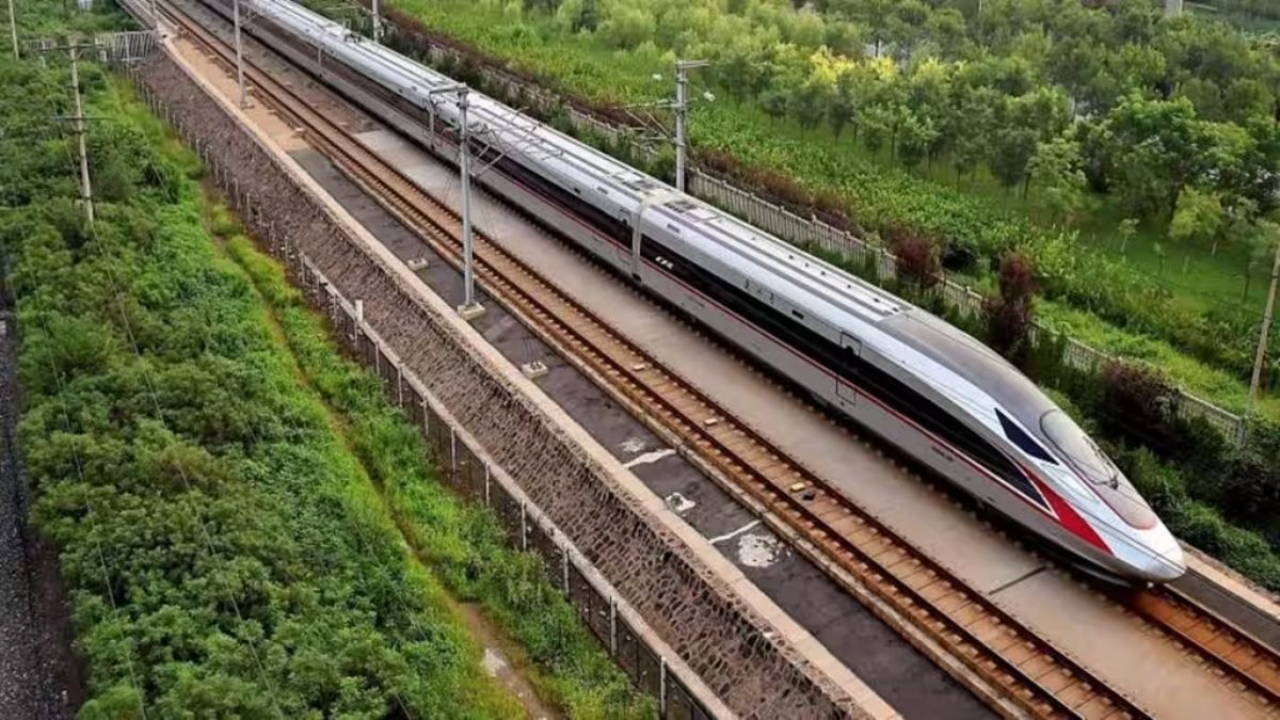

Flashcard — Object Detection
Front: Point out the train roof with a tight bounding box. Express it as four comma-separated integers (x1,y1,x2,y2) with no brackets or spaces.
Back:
272,4,1049,437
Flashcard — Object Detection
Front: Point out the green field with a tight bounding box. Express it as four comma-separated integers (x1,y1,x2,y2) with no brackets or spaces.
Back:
380,0,1279,422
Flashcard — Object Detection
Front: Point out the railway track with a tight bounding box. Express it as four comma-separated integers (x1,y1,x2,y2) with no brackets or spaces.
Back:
1129,587,1280,709
152,3,1280,717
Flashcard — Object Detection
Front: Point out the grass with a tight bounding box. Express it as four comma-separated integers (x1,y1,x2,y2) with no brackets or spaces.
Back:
222,225,655,719
377,0,1278,422
1037,299,1280,419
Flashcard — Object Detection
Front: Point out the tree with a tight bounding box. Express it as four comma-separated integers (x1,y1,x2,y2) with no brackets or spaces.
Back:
828,66,858,141
989,125,1039,192
554,0,598,33
896,112,938,168
597,5,654,49
1169,186,1224,256
1028,136,1088,225
1100,94,1206,220
1242,220,1280,301
792,51,836,137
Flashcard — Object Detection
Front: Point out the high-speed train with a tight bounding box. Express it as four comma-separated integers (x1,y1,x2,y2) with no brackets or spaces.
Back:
237,0,1186,583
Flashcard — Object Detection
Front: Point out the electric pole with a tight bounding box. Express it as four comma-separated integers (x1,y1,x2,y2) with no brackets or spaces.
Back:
1248,236,1280,413
69,44,94,224
673,59,709,194
8,0,18,60
233,0,248,108
427,84,484,320
371,0,380,42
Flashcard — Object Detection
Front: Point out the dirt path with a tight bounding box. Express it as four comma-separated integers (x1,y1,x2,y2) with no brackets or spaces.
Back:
0,291,81,719
214,225,562,719
456,601,561,720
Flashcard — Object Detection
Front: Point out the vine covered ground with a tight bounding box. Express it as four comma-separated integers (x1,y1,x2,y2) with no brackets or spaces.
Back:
0,16,649,715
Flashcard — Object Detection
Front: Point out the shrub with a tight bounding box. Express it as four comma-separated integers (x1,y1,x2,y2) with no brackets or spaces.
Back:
891,228,941,292
985,251,1036,361
1098,361,1177,448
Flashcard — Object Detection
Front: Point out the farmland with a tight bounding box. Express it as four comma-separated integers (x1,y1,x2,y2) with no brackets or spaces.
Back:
384,0,1280,422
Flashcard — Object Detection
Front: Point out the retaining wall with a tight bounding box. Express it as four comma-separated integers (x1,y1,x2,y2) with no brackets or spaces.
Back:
123,42,867,720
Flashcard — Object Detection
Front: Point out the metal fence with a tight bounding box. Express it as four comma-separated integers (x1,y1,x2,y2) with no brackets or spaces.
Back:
121,66,722,719
290,249,717,720
689,173,1249,445
414,40,1249,446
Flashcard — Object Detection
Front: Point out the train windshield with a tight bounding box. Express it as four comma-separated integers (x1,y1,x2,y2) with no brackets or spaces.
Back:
1040,411,1157,529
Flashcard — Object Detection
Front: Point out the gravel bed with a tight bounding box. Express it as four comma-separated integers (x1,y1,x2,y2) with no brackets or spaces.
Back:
0,288,80,720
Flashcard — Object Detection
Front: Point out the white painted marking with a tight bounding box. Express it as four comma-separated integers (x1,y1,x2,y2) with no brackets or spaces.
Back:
623,448,676,469
665,492,696,515
709,519,762,545
737,533,785,568
618,437,647,454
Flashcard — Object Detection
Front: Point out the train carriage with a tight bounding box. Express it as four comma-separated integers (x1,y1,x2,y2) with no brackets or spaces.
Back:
246,0,1185,583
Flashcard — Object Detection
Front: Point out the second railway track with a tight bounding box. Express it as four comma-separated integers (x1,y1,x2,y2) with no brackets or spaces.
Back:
151,3,1280,717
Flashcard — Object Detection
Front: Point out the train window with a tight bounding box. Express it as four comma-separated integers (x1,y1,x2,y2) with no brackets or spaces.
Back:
1042,410,1157,529
996,410,1057,464
791,310,805,320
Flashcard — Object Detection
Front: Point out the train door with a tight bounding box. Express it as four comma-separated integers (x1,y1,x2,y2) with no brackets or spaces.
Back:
617,217,635,272
836,334,860,405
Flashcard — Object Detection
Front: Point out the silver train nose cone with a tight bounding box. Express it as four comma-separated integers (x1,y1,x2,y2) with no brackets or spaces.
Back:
1143,544,1188,584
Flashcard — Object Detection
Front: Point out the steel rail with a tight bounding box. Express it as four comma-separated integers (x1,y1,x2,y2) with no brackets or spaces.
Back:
152,3,1271,717
1129,587,1279,709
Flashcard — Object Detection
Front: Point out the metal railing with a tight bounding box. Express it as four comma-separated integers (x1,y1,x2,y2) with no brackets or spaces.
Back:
121,64,725,719
412,39,1250,447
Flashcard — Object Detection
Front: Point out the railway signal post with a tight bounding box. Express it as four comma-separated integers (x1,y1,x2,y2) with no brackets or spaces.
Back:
427,83,484,321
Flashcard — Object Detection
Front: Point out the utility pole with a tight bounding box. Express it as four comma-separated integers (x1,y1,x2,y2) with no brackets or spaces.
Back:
233,0,248,108
370,0,380,42
8,0,17,60
1248,236,1280,413
672,59,709,194
427,84,484,320
69,44,94,224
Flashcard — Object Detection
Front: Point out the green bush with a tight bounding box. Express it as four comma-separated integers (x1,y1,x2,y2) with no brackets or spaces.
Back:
0,49,638,716
225,235,652,718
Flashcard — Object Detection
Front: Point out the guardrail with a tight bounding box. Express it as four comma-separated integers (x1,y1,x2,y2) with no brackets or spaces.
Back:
122,64,725,719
